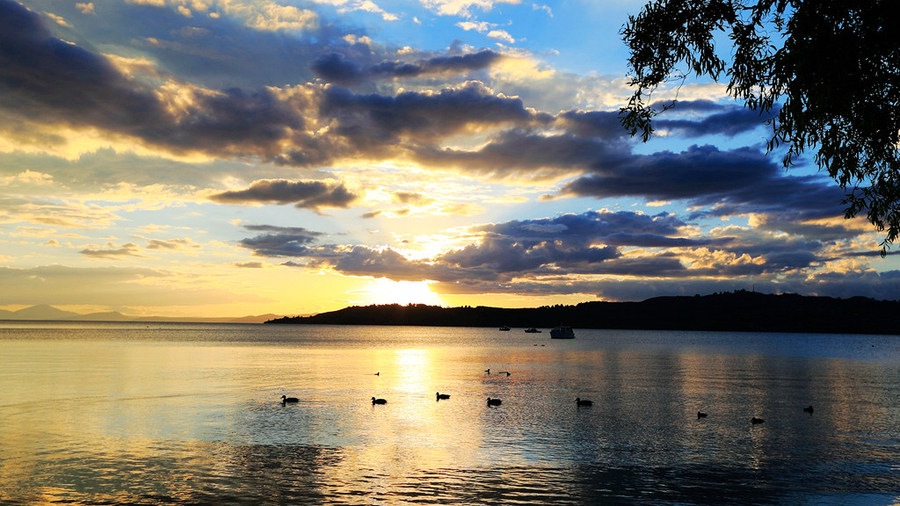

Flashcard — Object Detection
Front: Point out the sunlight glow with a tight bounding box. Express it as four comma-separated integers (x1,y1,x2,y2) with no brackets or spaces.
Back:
362,278,444,306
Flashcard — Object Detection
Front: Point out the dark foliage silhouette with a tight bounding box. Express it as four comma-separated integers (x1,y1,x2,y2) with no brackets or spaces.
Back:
621,0,900,251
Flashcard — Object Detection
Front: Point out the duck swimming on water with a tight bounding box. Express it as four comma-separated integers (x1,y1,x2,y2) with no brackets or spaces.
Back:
436,392,450,400
371,397,387,405
281,395,299,404
575,397,593,407
487,397,502,406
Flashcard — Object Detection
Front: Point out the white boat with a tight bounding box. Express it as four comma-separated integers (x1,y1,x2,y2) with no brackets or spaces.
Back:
499,325,511,331
550,325,575,339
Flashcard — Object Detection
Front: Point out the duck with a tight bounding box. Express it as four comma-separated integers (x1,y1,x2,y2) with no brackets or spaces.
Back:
485,369,491,375
575,397,593,407
436,392,450,400
487,397,502,406
803,405,814,414
371,397,387,405
281,395,299,404
498,371,511,377
697,411,708,419
751,417,765,424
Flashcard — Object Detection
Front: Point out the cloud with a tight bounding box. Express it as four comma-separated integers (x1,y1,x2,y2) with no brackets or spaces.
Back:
653,100,778,138
456,20,492,32
233,203,892,300
209,179,359,209
487,29,515,44
80,242,143,258
239,210,730,283
532,3,551,17
561,145,780,201
218,0,319,32
75,2,95,14
146,238,201,250
0,0,864,244
311,49,505,85
0,0,318,162
239,224,323,257
234,261,265,268
419,0,521,18
317,81,537,151
393,191,434,206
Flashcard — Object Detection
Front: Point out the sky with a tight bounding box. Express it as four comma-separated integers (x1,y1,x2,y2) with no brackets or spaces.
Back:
1,0,898,318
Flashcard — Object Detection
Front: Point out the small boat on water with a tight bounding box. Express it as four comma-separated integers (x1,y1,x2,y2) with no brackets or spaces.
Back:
524,327,541,333
550,325,575,339
499,325,511,331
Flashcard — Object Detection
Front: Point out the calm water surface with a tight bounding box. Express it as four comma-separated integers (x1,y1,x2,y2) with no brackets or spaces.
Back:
1,323,898,504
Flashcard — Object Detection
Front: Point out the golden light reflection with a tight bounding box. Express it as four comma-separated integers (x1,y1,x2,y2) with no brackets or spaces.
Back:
392,349,430,395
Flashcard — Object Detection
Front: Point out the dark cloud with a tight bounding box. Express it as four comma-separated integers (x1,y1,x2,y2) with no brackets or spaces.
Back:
482,211,689,245
413,130,627,177
239,225,322,257
209,179,358,209
0,0,166,130
562,145,779,200
312,50,503,85
692,173,848,222
319,81,536,147
653,100,777,137
559,143,854,231
557,110,633,139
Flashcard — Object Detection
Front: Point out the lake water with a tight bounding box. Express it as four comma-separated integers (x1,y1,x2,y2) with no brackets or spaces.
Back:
1,323,899,505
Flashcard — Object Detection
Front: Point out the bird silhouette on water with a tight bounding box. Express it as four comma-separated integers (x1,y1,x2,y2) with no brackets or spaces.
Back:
751,417,765,424
372,397,387,405
436,392,450,400
803,405,814,414
575,397,593,407
281,395,299,405
487,397,502,406
697,411,708,419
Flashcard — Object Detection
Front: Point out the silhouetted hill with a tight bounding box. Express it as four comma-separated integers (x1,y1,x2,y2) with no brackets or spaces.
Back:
266,291,900,335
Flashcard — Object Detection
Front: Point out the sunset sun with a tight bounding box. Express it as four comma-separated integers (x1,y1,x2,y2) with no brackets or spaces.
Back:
362,278,445,306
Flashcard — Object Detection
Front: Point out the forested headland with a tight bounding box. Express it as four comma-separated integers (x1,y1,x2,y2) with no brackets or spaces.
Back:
266,291,900,335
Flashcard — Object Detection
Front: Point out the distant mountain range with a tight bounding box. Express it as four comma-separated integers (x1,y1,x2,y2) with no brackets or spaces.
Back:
266,291,900,335
0,304,281,324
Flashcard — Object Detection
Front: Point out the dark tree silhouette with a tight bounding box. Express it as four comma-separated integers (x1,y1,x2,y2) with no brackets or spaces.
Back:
621,0,899,252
